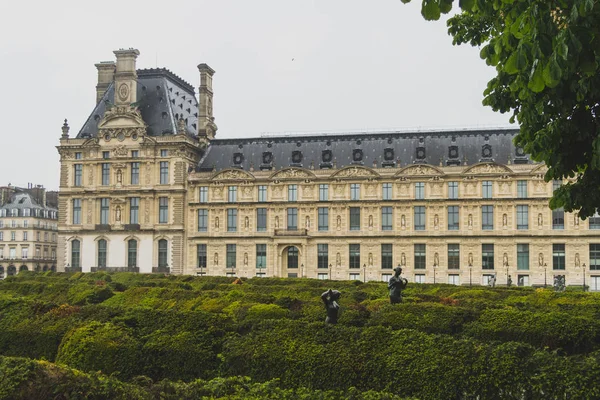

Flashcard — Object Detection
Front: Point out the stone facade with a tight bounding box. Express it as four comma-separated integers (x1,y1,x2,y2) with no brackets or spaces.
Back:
56,48,600,289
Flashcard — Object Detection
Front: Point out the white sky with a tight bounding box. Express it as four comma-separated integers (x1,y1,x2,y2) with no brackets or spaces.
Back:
0,0,511,190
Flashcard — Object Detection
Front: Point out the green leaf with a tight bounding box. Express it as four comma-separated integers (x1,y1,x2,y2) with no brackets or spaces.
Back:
505,52,520,74
528,62,545,92
422,0,441,21
458,0,475,11
581,60,598,75
542,58,562,87
440,0,453,13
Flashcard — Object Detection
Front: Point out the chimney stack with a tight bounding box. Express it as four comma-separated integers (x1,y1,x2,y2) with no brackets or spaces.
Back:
113,48,140,106
95,61,116,104
197,63,217,140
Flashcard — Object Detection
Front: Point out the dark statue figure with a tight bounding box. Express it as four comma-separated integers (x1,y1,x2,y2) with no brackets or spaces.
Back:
321,289,341,324
388,267,408,304
507,275,512,288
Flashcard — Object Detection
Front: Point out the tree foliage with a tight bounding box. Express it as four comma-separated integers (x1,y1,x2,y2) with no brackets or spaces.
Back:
401,0,600,217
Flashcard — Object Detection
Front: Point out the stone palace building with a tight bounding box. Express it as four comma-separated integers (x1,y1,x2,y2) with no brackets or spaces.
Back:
56,48,600,289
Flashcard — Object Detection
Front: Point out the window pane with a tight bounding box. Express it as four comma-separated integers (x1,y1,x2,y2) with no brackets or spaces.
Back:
197,244,207,268
414,244,426,269
256,208,267,231
448,182,458,199
256,244,266,269
415,182,424,200
482,244,494,270
381,244,393,269
318,207,329,231
349,244,360,268
226,244,236,268
350,207,361,230
258,186,267,202
447,206,459,230
414,206,425,231
517,205,528,230
227,209,238,232
199,187,208,203
553,208,564,229
590,244,600,270
319,184,329,201
448,244,460,269
158,240,168,268
382,183,392,200
553,244,565,270
287,208,298,230
131,162,140,185
318,244,329,269
482,181,492,198
517,244,529,270
228,186,237,203
198,209,208,232
482,205,494,230
381,207,393,231
517,180,528,198
350,184,360,200
288,185,297,202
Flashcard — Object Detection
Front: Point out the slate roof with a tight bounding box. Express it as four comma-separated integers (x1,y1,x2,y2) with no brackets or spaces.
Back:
0,190,58,215
77,68,199,138
197,128,525,172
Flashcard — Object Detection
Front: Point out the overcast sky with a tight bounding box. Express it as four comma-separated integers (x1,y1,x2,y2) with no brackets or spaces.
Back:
0,0,511,190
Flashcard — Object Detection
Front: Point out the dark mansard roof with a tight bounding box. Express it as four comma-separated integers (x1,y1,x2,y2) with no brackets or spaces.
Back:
197,128,526,172
77,68,199,139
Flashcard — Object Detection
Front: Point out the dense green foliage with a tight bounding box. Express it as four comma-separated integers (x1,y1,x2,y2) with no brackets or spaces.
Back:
401,0,600,217
1,272,600,398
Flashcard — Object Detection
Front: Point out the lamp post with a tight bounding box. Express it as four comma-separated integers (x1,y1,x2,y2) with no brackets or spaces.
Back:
544,263,547,287
301,263,304,278
506,264,509,287
433,263,437,284
329,263,332,280
363,263,366,283
583,263,587,292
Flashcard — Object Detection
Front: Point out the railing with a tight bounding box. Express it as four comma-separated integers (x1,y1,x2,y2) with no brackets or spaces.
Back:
274,228,308,236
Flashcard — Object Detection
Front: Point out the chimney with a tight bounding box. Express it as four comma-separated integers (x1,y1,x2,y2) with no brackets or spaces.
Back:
197,63,217,140
95,61,116,104
113,48,140,106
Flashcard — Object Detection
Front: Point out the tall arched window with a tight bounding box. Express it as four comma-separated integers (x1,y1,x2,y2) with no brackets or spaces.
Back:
98,239,107,268
127,239,137,268
71,240,80,269
158,239,168,268
287,246,299,269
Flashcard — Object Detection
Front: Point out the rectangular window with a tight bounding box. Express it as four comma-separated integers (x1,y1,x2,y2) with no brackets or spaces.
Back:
198,209,208,232
590,244,600,270
160,149,168,157
287,208,298,230
317,273,328,280
448,244,460,269
590,213,600,230
21,248,28,259
382,274,392,282
159,161,169,184
414,206,425,231
228,186,237,203
318,207,329,231
256,244,266,268
414,274,426,284
226,244,236,269
197,244,207,268
128,240,137,268
258,185,267,202
517,244,529,270
199,186,208,203
381,207,393,231
159,197,168,224
349,244,360,268
552,208,564,229
100,198,109,224
447,206,459,230
482,205,494,230
98,241,107,268
553,244,565,270
319,184,329,201
74,164,82,186
415,182,425,200
288,185,297,202
0,232,3,241
130,197,139,224
71,241,80,268
553,180,562,192
482,244,494,270
517,205,529,230
382,183,392,200
131,162,140,185
101,163,110,185
256,208,267,231
482,181,493,198
350,184,360,201
414,244,426,269
318,244,329,269
102,151,110,159
23,232,28,241
517,180,528,198
72,199,81,224
381,244,393,269
227,209,238,232
448,181,459,199
131,150,138,158
349,272,360,281
350,207,361,231
75,152,82,160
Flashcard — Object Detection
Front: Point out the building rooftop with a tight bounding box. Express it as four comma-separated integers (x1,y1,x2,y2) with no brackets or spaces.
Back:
197,127,525,172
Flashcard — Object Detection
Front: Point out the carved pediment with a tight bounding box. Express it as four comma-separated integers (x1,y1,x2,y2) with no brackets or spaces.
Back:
270,168,316,180
396,164,444,177
331,166,380,179
211,169,255,181
98,105,146,130
463,162,513,175
530,163,548,175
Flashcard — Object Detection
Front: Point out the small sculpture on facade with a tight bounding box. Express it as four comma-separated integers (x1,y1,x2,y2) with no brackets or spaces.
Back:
305,216,310,230
538,253,544,267
275,216,280,229
434,252,439,267
575,253,580,268
434,214,439,228
215,217,220,229
468,252,473,267
553,275,566,292
388,267,408,304
244,216,249,229
214,253,219,265
368,253,373,266
336,215,341,230
368,215,373,228
503,253,508,267
468,214,473,228
336,252,341,266
115,206,122,222
538,213,543,227
321,289,341,324
502,213,508,227
243,252,248,266
401,252,406,267
401,214,406,228
116,169,123,184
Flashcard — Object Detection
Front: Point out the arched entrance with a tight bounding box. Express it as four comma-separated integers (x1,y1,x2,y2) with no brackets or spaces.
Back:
19,265,28,272
42,265,48,272
50,266,56,272
0,266,4,279
7,265,16,276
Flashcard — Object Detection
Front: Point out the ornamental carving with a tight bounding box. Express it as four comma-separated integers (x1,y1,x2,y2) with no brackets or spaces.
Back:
464,163,513,175
271,168,314,180
212,169,254,181
332,166,379,179
397,164,443,177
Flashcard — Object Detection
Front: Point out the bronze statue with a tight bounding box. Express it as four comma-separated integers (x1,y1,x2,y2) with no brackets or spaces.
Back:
388,267,408,304
321,289,341,324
